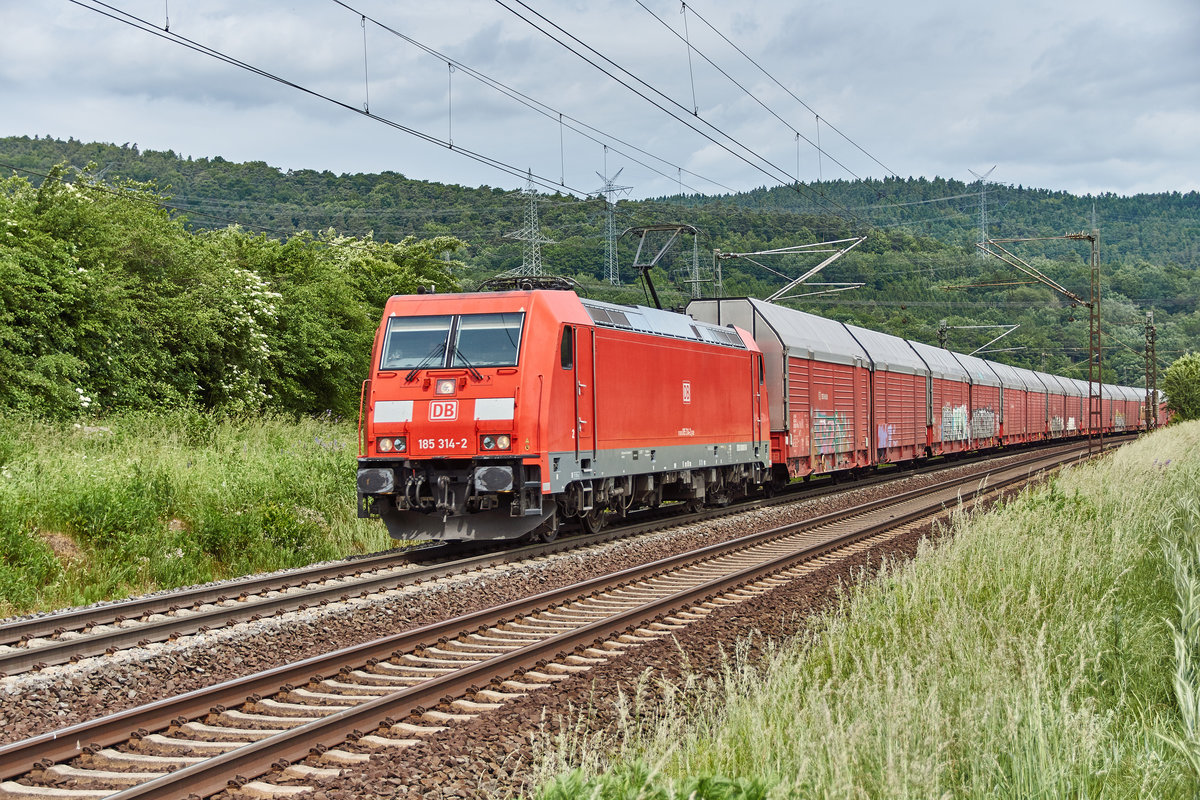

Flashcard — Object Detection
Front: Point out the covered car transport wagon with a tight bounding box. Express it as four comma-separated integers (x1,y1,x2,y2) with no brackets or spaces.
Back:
687,298,871,479
906,338,972,455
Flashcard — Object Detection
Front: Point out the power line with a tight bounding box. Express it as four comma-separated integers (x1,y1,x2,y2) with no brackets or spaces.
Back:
328,0,739,196
490,0,868,227
678,2,899,182
634,0,869,185
67,0,591,198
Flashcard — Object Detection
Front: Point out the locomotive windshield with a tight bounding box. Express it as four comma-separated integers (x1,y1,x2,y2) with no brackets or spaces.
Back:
380,315,453,370
452,312,524,367
379,312,525,370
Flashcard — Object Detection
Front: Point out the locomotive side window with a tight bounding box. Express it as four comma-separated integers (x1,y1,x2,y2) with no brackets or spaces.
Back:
452,312,525,367
560,326,574,369
380,315,453,369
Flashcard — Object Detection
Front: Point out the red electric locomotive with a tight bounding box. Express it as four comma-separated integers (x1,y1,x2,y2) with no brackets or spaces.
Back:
357,290,771,542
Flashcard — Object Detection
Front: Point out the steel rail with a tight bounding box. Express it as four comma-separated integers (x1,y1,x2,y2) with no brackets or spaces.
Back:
0,443,1089,785
0,551,419,647
105,443,1078,800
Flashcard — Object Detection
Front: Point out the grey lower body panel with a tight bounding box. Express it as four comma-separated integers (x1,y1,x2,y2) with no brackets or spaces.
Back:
545,439,770,493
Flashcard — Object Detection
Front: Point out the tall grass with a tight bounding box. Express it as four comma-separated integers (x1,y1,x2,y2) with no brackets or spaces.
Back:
0,410,392,615
1161,496,1200,780
533,423,1200,799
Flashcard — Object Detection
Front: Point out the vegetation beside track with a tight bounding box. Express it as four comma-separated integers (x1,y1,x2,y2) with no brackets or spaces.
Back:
534,422,1200,799
0,411,392,615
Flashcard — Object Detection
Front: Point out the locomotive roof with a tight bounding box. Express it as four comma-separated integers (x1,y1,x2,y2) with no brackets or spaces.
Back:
580,298,748,350
686,298,867,367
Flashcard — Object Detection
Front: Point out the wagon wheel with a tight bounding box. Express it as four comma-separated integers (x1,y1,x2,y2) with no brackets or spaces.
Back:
580,508,607,535
531,514,559,544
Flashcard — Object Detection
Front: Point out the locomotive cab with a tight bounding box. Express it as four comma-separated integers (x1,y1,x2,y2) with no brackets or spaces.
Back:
357,290,588,542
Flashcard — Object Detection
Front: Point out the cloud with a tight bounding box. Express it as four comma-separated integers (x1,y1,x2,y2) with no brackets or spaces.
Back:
1,0,1197,198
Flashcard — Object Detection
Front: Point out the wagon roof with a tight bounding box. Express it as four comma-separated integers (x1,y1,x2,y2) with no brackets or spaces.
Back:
983,359,1032,390
943,351,1002,387
906,339,969,382
687,298,868,366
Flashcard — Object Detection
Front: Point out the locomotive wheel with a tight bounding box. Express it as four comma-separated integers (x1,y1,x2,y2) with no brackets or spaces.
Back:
580,508,607,535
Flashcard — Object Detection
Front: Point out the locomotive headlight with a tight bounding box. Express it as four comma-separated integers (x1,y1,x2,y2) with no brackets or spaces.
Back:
376,437,406,454
435,378,456,395
480,434,510,451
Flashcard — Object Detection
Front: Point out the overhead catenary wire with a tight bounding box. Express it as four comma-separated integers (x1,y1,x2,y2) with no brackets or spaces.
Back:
68,0,591,198
70,0,991,240
327,0,735,196
633,0,868,186
635,0,950,232
490,0,869,227
679,2,899,181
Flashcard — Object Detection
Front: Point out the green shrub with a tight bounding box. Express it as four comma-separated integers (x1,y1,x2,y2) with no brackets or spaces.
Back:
0,411,391,615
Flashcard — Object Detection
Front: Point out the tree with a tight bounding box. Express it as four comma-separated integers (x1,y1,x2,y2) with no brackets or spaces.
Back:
1162,352,1200,421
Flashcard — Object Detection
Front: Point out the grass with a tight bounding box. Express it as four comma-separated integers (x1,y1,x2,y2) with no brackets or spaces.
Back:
532,422,1200,799
0,409,393,615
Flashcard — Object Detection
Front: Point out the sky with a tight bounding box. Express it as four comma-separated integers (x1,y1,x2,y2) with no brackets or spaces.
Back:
3,0,1199,201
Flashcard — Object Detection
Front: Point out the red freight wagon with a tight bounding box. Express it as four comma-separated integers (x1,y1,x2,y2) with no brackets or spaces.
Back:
1131,386,1149,431
1039,373,1070,438
947,351,1002,449
844,322,929,464
357,290,769,542
1101,385,1116,432
986,360,1029,445
1062,377,1087,436
907,338,972,456
686,298,871,479
1111,385,1136,433
1014,366,1050,441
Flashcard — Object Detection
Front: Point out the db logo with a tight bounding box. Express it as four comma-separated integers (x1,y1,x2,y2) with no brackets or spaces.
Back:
429,400,458,421
682,381,692,405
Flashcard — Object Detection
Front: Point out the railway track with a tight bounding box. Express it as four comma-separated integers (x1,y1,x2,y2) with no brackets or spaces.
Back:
0,437,1121,680
0,438,1123,676
0,443,1091,799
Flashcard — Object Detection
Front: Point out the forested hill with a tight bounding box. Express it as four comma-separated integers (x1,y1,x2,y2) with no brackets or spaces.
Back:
4,135,1199,269
702,178,1200,269
2,134,1198,408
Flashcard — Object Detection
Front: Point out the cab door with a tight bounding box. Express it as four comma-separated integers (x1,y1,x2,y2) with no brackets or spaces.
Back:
573,325,597,471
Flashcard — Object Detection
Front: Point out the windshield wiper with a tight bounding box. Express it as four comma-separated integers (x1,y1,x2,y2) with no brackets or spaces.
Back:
405,342,446,382
453,347,484,381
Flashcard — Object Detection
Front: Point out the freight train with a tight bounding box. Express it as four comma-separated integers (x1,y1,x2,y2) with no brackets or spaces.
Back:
356,290,1156,542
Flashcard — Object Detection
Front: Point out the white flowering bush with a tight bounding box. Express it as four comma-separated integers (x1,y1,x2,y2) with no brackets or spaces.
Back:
0,168,462,418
